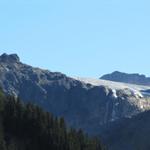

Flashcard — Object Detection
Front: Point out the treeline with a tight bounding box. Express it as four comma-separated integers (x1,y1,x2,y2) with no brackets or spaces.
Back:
0,89,106,150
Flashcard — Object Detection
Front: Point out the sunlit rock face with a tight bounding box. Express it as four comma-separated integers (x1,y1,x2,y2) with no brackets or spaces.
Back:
0,53,150,134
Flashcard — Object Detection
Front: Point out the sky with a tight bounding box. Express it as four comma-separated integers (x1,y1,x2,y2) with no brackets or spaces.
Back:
0,0,150,78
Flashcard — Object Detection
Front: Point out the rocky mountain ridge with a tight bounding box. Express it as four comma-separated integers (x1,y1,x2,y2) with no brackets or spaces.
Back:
100,71,150,86
0,53,150,134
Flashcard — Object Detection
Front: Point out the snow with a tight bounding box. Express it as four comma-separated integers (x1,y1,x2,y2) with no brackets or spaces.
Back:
5,67,9,72
73,77,150,98
112,89,118,98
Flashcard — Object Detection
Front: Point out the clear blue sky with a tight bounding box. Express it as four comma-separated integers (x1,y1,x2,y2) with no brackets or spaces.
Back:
0,0,150,78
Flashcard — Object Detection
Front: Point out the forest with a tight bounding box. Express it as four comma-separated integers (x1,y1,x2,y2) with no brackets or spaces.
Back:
0,88,106,150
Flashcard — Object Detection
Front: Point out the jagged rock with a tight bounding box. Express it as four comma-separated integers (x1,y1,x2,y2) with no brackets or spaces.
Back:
0,53,20,63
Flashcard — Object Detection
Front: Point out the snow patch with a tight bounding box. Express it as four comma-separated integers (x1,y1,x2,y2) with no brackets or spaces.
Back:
74,77,149,98
112,89,118,98
5,67,9,72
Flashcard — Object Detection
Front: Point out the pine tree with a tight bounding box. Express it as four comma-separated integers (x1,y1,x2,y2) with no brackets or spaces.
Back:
0,89,105,150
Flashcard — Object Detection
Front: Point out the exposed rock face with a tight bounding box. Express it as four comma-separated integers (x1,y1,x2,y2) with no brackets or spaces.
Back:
0,53,20,63
0,53,150,134
101,71,150,86
99,110,150,150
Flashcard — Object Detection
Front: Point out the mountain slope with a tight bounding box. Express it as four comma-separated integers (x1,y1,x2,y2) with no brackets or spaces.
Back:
99,110,150,150
0,53,150,134
100,71,150,86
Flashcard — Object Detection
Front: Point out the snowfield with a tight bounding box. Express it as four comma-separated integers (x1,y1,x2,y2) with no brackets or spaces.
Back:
74,77,150,97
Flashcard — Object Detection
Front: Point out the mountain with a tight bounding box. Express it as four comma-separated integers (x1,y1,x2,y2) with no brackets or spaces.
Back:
0,53,150,135
100,71,150,86
0,89,105,150
98,110,150,150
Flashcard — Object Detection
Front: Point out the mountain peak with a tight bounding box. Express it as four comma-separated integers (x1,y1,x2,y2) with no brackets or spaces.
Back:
111,71,145,77
112,71,122,74
100,71,149,85
0,53,20,63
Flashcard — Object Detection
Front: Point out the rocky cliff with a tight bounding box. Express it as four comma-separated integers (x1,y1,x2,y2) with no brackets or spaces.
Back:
99,110,150,150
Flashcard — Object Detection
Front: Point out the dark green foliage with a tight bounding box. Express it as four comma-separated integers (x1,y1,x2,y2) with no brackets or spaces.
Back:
0,89,105,150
